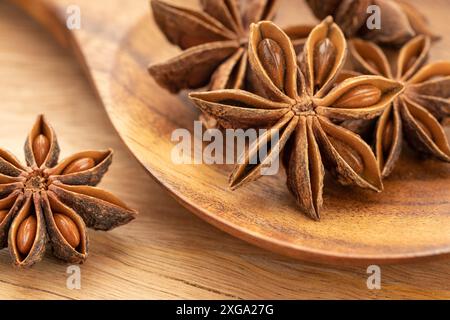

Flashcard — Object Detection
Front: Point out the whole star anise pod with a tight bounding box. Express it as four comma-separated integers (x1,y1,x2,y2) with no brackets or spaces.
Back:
190,18,403,219
348,36,450,177
305,0,439,46
0,116,137,267
148,0,313,127
149,0,312,91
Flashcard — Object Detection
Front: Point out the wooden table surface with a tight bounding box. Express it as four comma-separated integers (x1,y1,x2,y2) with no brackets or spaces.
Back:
0,1,449,299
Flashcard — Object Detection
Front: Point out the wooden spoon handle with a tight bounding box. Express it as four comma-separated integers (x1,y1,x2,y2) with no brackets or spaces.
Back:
9,0,73,48
9,0,149,87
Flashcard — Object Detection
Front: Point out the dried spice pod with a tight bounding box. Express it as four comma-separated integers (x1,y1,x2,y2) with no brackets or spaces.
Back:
149,0,306,89
399,96,450,161
0,149,27,178
149,41,239,93
305,0,440,46
191,90,289,129
48,182,136,231
302,16,347,97
349,39,392,78
334,0,371,36
257,39,287,91
395,35,430,80
374,101,403,176
315,75,403,120
148,0,314,128
0,191,24,248
41,192,87,263
0,174,24,199
24,114,59,168
313,116,382,191
229,113,298,189
190,18,403,219
8,192,47,267
284,116,323,220
46,150,113,186
362,0,415,46
348,36,450,177
0,115,137,267
393,0,440,41
405,61,450,121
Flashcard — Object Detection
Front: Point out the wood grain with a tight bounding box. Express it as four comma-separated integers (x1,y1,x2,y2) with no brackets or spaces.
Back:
0,0,448,299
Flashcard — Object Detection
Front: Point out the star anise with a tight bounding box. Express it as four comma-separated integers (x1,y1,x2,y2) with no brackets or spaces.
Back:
349,36,450,177
148,0,313,127
0,116,137,267
190,18,403,219
305,0,440,46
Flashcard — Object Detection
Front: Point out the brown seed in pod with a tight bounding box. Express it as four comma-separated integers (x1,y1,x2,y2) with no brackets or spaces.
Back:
16,215,37,256
54,213,81,249
314,38,336,89
257,39,286,91
41,192,88,264
24,115,60,168
32,135,50,167
62,158,96,175
334,84,382,108
328,136,364,174
46,150,113,186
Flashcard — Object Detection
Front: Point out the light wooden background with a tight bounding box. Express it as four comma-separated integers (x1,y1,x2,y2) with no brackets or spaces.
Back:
0,1,448,299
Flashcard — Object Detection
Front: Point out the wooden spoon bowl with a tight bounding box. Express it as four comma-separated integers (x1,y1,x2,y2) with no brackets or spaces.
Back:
11,0,450,264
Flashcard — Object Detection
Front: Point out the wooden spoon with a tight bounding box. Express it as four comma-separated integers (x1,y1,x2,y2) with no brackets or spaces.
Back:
10,0,450,265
